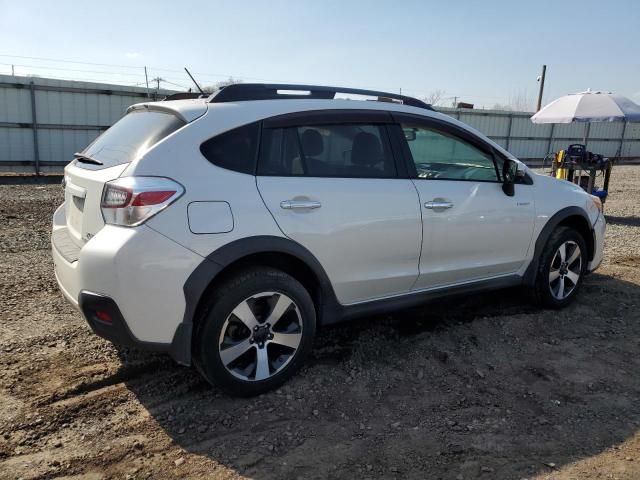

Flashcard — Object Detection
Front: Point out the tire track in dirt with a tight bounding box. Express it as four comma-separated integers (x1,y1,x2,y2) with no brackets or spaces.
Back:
2,169,640,479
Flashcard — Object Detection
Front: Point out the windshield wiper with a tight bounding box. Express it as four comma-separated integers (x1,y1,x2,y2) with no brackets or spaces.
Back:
73,152,103,165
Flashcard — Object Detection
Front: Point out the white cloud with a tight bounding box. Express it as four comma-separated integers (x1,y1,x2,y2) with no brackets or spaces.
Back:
125,52,141,59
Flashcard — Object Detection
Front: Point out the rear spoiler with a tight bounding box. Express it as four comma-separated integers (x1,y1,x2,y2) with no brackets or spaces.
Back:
126,101,207,123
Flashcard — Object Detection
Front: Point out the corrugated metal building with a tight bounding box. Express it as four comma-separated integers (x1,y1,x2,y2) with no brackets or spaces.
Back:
1,74,638,173
0,74,174,172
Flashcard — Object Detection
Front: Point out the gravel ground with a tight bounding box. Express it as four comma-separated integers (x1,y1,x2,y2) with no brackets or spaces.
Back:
1,166,639,480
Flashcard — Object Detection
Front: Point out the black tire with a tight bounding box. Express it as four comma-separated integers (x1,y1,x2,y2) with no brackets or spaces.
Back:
194,267,316,397
529,226,588,309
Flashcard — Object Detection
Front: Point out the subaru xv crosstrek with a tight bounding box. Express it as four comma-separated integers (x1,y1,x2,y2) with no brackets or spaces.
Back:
52,83,605,396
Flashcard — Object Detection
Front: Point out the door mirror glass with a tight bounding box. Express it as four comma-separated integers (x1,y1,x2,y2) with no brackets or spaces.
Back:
403,127,417,141
502,159,517,196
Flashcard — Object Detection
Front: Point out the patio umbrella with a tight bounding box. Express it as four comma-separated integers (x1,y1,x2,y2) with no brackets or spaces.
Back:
531,89,640,146
531,89,640,198
531,89,640,124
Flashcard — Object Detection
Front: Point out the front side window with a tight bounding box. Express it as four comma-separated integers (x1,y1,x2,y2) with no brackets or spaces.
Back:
401,124,498,182
258,123,396,178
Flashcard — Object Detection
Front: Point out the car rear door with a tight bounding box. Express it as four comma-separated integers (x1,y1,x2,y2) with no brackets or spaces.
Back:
392,113,535,289
256,110,422,305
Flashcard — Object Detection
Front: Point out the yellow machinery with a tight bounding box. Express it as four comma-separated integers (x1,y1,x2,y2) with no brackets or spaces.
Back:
553,150,570,181
549,144,612,202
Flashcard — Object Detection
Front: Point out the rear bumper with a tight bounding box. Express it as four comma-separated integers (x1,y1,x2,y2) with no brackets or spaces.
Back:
79,291,154,348
52,204,204,364
77,291,193,358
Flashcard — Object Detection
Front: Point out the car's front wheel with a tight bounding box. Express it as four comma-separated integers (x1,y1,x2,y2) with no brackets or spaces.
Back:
530,226,587,308
195,267,316,396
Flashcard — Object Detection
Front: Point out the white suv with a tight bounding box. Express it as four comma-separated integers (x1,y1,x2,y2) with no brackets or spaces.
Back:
52,84,606,396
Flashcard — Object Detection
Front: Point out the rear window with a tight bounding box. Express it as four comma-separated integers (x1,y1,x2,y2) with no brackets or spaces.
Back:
77,110,185,169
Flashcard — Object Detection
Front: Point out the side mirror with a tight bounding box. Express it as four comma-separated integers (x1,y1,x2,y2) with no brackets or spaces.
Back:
502,159,518,196
403,128,417,141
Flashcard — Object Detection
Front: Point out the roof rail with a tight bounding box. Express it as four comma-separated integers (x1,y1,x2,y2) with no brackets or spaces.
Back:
208,83,434,111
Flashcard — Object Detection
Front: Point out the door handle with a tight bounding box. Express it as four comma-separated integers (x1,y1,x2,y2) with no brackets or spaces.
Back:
280,200,322,210
424,200,454,209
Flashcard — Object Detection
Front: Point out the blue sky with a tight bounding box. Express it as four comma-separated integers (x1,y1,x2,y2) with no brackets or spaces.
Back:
1,0,638,109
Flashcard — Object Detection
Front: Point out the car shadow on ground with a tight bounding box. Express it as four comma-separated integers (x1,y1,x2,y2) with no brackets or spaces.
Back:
119,270,640,479
605,214,640,227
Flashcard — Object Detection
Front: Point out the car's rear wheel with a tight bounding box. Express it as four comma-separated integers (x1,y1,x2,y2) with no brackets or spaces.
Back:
195,267,316,396
530,226,587,308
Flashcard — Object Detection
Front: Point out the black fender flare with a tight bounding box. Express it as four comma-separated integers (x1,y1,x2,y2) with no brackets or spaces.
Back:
170,236,339,365
523,206,594,286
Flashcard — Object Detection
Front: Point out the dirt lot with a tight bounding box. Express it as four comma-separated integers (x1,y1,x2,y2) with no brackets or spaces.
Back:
1,166,640,480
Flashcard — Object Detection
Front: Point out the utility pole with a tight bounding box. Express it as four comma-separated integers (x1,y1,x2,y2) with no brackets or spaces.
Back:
536,64,547,112
452,96,458,108
144,66,150,98
150,77,162,92
149,77,163,100
11,64,15,76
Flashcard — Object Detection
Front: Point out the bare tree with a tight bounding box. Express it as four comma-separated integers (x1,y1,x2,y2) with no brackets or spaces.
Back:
202,76,243,94
491,103,512,111
508,90,533,112
491,91,534,112
424,89,445,106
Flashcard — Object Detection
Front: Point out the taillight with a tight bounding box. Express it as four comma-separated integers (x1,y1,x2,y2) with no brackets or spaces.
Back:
100,177,184,227
131,190,176,206
102,185,131,208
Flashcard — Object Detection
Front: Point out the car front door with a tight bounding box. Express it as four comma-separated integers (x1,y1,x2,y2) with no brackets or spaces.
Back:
393,115,535,290
256,110,422,305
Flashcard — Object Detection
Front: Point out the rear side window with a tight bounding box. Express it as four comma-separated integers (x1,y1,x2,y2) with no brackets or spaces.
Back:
78,111,185,169
200,122,260,174
258,124,396,178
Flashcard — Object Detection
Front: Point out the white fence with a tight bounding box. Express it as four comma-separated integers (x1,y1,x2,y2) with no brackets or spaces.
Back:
1,74,639,173
438,107,640,162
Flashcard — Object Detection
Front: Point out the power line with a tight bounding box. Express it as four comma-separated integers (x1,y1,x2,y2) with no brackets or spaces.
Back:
0,62,144,77
160,79,190,89
0,53,518,104
0,53,273,82
0,53,144,69
0,66,195,90
0,52,330,86
0,62,190,85
8,74,141,86
0,53,445,97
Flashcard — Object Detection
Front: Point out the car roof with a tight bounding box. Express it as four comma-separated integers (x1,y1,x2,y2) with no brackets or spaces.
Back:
129,96,521,165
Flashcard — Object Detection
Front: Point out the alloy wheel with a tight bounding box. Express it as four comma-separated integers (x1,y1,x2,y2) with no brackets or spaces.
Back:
218,292,303,381
548,240,582,300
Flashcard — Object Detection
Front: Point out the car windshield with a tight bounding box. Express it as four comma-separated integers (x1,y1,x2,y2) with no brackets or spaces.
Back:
76,110,185,169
